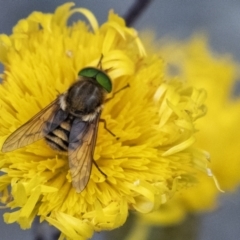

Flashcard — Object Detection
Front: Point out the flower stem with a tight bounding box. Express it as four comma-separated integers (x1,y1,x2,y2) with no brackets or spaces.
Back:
124,0,154,26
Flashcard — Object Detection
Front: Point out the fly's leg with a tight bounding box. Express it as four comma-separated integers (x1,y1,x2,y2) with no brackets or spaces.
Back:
95,82,130,178
105,84,130,103
101,84,130,139
99,119,119,140
93,160,107,178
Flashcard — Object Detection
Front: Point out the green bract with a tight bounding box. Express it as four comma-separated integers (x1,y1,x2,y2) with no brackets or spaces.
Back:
78,67,112,93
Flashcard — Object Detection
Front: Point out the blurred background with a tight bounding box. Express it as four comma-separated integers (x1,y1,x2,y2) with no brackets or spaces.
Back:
0,0,240,239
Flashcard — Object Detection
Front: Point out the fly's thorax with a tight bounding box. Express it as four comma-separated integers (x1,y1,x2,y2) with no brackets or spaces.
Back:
60,78,106,119
81,105,102,121
59,93,67,111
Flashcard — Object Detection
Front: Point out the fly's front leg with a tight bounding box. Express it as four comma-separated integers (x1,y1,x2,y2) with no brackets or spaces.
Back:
105,84,130,103
99,118,119,140
102,84,130,139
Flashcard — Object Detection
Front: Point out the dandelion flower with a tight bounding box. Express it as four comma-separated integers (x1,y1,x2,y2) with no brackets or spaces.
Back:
0,3,209,239
136,34,240,227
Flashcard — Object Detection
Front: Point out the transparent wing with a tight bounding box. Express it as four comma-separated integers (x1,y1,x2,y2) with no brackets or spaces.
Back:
2,98,68,152
68,113,100,193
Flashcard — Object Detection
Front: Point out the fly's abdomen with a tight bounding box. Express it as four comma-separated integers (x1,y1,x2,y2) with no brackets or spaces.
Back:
45,120,71,152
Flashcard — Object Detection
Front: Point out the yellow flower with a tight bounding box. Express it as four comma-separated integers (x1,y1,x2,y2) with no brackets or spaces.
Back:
0,3,209,239
136,34,240,227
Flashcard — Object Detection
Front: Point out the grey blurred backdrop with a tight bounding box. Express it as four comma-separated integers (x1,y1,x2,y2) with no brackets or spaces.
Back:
0,1,240,240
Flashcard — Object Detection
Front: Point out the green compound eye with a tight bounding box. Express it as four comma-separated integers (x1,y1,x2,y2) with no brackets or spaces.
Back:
78,67,112,93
